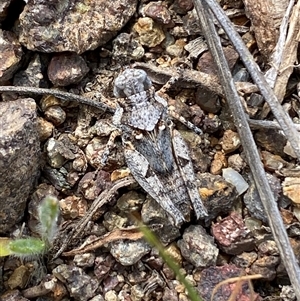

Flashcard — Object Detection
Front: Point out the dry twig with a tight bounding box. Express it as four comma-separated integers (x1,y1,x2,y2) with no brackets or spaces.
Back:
53,176,136,258
0,85,115,112
62,227,144,256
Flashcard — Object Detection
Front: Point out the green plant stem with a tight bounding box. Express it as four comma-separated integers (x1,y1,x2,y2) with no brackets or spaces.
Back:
139,225,203,301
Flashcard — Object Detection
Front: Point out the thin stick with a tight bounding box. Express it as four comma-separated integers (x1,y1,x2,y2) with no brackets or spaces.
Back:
0,85,116,112
248,118,300,131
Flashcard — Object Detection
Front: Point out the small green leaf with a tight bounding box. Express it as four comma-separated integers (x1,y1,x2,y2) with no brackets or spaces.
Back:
0,238,13,257
38,195,59,243
8,238,46,257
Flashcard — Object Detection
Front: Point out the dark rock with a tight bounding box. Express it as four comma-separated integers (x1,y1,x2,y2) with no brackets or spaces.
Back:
162,263,176,280
0,289,30,301
162,287,178,301
220,0,244,9
197,172,238,222
13,54,48,88
195,86,221,114
197,264,261,301
143,2,174,27
45,136,78,169
202,114,222,133
261,150,292,172
102,275,120,293
112,33,144,68
109,239,151,266
77,170,111,200
251,256,280,281
141,196,181,245
233,68,250,82
177,225,218,268
0,99,40,233
179,130,209,173
172,0,194,15
44,106,66,126
182,9,202,36
42,166,72,192
52,264,98,301
94,254,115,281
244,173,281,224
0,0,12,22
48,53,89,86
255,129,287,157
231,251,258,268
212,212,255,255
197,46,239,75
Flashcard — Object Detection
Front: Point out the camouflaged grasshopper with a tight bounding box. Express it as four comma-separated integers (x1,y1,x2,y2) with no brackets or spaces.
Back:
109,68,207,227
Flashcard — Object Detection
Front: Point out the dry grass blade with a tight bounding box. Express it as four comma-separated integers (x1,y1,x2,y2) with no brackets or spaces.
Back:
265,0,295,87
198,0,300,160
139,223,203,301
261,0,300,118
192,0,300,298
210,274,263,301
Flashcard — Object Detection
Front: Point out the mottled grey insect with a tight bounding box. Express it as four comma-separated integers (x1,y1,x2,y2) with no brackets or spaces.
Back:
112,68,208,226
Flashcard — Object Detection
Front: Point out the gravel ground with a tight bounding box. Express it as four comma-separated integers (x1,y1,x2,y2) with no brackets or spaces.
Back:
0,0,300,300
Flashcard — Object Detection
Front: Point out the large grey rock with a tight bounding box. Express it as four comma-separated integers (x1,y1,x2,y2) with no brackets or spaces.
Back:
0,99,40,233
18,0,137,54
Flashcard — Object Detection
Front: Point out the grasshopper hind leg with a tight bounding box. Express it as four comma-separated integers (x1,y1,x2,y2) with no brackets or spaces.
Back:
124,147,186,227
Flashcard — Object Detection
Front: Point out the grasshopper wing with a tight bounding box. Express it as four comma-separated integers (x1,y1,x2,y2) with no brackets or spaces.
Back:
171,129,208,219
